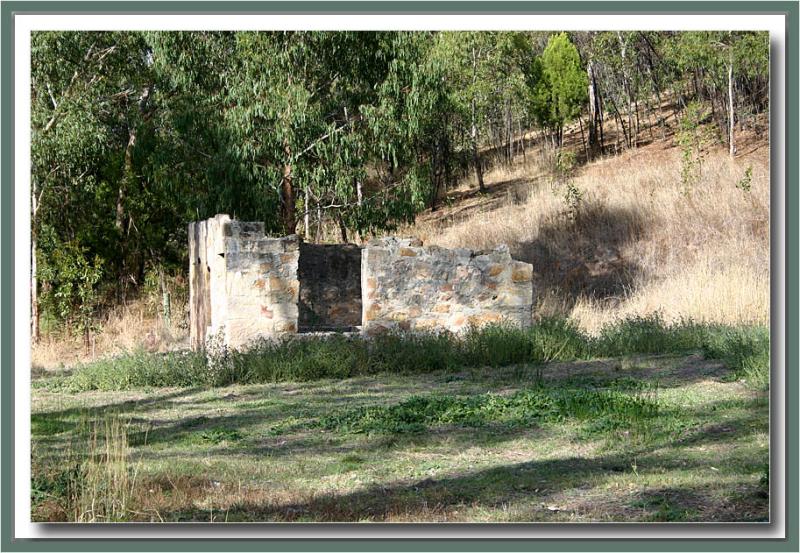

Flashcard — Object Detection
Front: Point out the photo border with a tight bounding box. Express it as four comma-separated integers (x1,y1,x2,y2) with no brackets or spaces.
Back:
1,1,796,551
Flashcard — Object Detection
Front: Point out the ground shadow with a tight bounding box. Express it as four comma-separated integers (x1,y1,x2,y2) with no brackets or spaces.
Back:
152,414,768,522
513,202,648,311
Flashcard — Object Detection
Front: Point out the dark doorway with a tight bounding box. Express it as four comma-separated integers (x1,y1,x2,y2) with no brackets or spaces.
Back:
297,243,362,332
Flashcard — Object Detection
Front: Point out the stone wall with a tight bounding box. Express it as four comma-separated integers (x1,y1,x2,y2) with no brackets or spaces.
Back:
190,215,535,350
298,243,362,332
189,214,299,351
361,237,533,335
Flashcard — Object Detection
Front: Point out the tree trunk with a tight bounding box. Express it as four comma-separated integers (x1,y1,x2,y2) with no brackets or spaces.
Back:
728,56,736,157
471,121,485,192
578,116,588,161
116,128,136,232
316,201,322,243
587,60,602,159
31,179,40,344
282,140,296,234
303,185,310,239
470,47,486,193
617,32,634,148
505,97,513,164
337,213,348,243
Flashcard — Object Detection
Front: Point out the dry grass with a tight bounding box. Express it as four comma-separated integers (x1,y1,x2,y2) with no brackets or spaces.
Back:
32,295,189,370
414,130,769,334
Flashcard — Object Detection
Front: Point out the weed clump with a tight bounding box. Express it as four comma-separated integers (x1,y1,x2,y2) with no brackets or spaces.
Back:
317,386,662,440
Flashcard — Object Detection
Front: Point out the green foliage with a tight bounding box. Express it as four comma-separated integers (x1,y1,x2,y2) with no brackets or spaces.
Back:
676,101,709,194
528,317,589,362
316,386,660,438
553,149,577,178
31,30,771,339
227,335,370,384
736,165,753,192
185,428,243,446
67,349,208,391
592,313,713,357
37,240,104,336
530,33,588,142
702,326,770,390
60,316,768,392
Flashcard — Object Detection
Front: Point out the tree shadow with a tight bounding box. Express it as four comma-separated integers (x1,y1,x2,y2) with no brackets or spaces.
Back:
513,202,648,311
152,410,768,522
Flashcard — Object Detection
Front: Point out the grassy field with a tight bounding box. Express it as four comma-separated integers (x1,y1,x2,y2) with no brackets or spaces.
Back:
31,322,769,523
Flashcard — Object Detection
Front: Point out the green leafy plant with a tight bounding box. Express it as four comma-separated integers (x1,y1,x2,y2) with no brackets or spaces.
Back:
316,386,662,441
736,165,753,192
676,101,709,195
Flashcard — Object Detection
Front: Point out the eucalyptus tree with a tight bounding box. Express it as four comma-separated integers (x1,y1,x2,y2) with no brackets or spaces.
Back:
667,31,769,156
31,30,156,342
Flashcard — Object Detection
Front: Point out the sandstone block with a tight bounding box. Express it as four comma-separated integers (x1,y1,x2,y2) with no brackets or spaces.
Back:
511,262,533,283
364,302,383,321
487,264,504,277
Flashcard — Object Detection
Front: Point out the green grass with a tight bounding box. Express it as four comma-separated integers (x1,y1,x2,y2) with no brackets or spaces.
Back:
39,316,768,393
316,387,662,439
701,326,770,391
30,350,769,523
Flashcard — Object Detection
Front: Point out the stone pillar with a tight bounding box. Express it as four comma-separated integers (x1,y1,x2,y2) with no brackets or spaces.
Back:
188,214,300,351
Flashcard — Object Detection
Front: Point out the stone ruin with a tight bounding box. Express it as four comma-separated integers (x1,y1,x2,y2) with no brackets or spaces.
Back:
189,214,534,351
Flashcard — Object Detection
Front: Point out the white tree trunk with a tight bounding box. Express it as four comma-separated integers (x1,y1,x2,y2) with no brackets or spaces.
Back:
31,179,39,344
304,184,310,238
728,58,736,157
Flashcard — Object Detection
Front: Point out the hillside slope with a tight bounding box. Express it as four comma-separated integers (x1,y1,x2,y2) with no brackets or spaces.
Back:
406,121,769,333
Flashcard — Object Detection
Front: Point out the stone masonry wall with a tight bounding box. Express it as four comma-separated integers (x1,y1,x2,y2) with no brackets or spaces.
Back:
190,215,535,350
361,237,533,335
189,214,299,351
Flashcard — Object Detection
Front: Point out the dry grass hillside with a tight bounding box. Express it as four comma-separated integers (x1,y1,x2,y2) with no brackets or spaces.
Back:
410,122,769,334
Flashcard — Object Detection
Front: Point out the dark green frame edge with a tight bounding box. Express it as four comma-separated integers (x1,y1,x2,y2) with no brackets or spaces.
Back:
0,1,796,552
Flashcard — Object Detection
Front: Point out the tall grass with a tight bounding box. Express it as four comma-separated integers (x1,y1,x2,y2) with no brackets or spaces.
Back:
702,326,770,391
32,412,138,522
64,350,208,392
57,316,768,392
